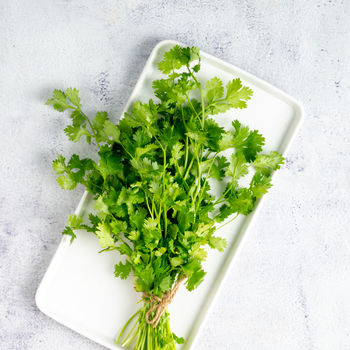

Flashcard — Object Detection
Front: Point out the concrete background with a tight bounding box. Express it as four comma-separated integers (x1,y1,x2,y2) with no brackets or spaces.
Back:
1,0,350,349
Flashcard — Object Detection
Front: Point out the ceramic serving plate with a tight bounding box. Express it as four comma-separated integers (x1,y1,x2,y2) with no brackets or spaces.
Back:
36,40,303,349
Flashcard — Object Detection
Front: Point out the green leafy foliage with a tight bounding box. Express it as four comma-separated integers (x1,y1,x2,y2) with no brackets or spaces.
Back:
157,45,199,74
225,152,249,180
52,153,95,190
205,79,253,115
209,236,227,252
115,260,132,280
253,151,284,175
61,214,87,243
62,226,76,243
96,222,115,248
47,44,284,349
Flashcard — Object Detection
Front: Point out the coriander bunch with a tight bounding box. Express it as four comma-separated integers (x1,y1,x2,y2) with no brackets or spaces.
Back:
47,45,283,349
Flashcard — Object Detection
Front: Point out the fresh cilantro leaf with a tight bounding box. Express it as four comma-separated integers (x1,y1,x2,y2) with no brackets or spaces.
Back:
134,267,154,292
172,333,185,345
96,147,124,180
110,219,127,234
196,222,215,237
52,154,66,174
170,142,184,164
96,222,115,248
56,174,76,190
103,120,120,143
204,77,224,104
93,111,108,132
70,110,85,126
190,245,207,261
225,78,253,109
46,89,70,111
86,214,100,232
94,195,110,214
250,171,272,198
231,120,250,146
204,118,225,152
218,131,234,151
117,242,132,256
170,257,184,267
114,260,132,280
127,230,140,241
133,128,151,147
186,269,206,291
253,151,284,175
215,204,233,223
65,87,81,109
132,101,157,126
158,45,186,74
62,226,76,243
221,120,265,162
210,156,229,181
135,143,159,159
225,152,248,180
208,236,227,252
240,130,265,162
177,208,195,232
158,45,199,74
129,208,147,231
64,125,91,142
155,247,167,257
152,78,173,102
227,188,255,215
159,275,172,292
67,214,83,229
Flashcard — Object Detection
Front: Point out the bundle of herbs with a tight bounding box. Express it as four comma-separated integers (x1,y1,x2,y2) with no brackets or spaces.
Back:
46,45,284,349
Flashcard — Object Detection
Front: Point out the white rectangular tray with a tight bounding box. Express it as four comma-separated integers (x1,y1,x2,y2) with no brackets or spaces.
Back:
36,40,303,349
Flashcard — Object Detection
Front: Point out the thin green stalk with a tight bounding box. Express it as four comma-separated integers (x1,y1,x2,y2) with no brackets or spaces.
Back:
174,159,190,191
213,183,234,206
195,153,218,210
144,192,153,218
117,303,178,350
147,324,152,350
151,197,155,217
163,203,168,236
185,93,201,122
212,198,225,206
121,318,138,347
154,135,167,194
186,64,205,129
79,109,102,150
215,213,239,232
184,135,189,170
183,156,194,181
181,106,194,182
120,143,136,162
189,139,201,202
162,147,167,193
116,310,139,344
200,90,205,129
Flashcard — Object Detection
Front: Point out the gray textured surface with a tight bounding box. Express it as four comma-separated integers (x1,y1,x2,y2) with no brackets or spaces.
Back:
1,1,350,349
